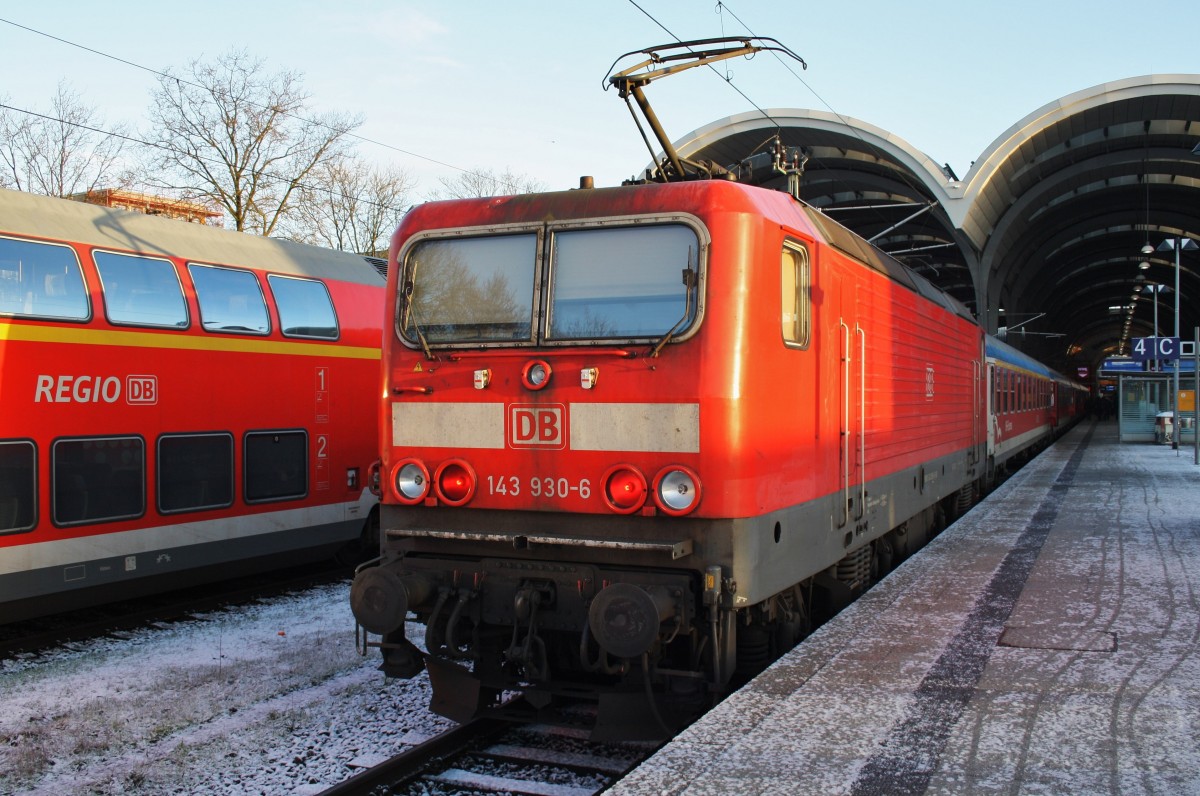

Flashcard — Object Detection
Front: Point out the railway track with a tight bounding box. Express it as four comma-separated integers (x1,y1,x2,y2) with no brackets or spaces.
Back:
319,705,660,796
0,561,354,659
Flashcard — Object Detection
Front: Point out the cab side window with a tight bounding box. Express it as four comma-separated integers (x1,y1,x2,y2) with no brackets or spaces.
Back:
781,243,811,348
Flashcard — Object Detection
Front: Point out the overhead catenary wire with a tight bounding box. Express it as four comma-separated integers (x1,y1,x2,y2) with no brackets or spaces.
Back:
623,0,936,239
716,1,946,216
623,0,782,134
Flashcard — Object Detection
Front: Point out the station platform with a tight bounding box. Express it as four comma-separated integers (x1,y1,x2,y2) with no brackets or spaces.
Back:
612,421,1200,795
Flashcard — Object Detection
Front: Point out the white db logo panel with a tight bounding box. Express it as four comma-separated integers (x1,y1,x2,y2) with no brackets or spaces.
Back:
507,404,566,449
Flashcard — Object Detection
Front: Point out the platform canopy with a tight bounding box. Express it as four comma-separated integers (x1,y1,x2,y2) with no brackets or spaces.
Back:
667,75,1200,372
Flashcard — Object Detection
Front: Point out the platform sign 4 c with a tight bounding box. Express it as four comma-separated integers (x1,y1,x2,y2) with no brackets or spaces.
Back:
1131,336,1183,361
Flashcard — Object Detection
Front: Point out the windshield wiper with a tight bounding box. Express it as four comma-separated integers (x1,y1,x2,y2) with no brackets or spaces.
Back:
650,248,696,358
401,279,435,360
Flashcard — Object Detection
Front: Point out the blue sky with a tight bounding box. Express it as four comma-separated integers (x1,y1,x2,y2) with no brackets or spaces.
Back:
0,1,1195,200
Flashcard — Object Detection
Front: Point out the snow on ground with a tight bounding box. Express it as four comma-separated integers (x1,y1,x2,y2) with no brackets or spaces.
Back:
0,582,454,795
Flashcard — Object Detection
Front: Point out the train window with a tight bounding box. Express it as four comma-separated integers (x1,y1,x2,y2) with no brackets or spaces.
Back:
547,224,699,340
268,275,338,340
94,251,188,328
401,233,537,344
157,433,234,514
52,437,144,526
0,440,36,534
0,235,89,320
189,264,270,335
781,243,811,348
244,430,307,502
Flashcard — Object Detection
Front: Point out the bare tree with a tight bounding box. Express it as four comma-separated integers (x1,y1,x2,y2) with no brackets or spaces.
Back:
143,49,362,234
428,166,547,200
283,158,413,255
0,82,131,196
0,96,29,191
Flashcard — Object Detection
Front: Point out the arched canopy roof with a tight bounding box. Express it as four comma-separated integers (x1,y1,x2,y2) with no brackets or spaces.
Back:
669,75,1200,372
672,109,977,312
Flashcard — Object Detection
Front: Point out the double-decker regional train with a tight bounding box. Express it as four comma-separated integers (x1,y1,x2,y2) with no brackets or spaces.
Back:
0,187,384,622
350,175,1086,736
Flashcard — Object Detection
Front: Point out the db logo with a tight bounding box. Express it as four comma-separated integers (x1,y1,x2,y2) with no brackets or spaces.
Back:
126,375,158,405
507,404,566,449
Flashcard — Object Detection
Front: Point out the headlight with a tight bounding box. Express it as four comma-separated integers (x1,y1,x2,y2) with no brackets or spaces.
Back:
392,459,430,504
521,359,552,390
653,466,701,515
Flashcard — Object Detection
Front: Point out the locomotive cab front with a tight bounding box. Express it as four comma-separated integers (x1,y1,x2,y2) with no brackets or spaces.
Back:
352,189,742,733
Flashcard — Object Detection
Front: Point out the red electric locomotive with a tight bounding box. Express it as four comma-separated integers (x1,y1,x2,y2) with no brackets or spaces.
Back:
352,177,996,732
350,38,1085,735
0,187,384,622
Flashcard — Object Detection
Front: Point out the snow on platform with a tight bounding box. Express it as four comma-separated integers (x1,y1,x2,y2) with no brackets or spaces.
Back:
612,421,1200,795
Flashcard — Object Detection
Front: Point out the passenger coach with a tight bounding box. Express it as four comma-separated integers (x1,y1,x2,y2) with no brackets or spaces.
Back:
987,336,1087,477
0,187,384,621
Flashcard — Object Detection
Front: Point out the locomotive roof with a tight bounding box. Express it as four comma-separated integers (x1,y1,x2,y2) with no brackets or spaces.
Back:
0,187,383,287
400,180,975,328
797,199,976,326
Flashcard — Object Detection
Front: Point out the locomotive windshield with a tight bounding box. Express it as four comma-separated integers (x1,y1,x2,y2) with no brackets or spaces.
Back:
547,224,697,341
399,221,700,347
402,233,538,344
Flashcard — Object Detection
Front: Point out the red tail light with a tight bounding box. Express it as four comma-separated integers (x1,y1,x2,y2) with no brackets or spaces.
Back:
434,459,476,506
602,464,647,513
